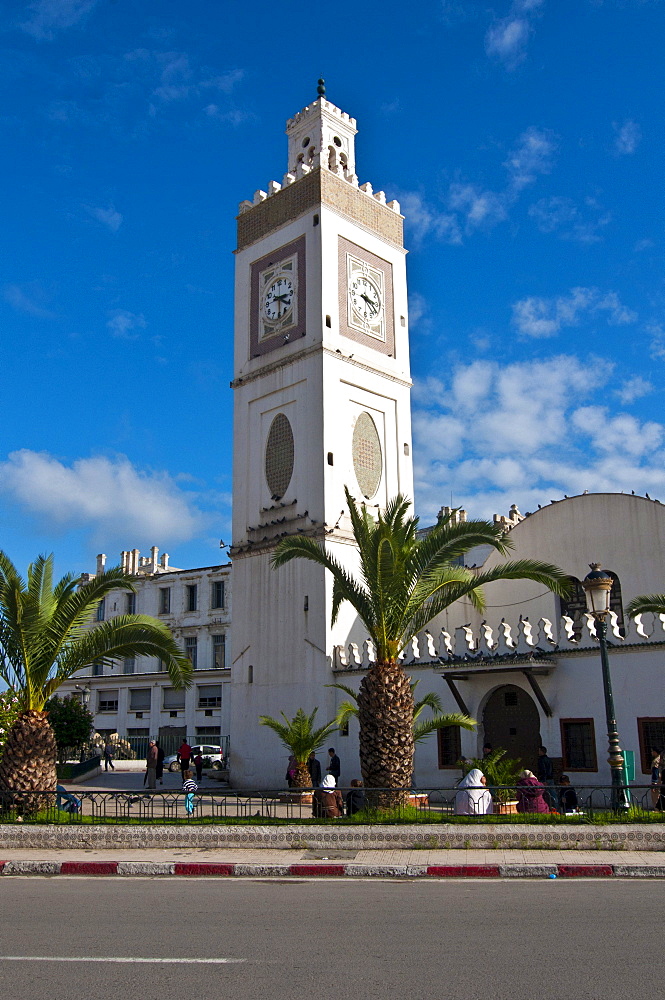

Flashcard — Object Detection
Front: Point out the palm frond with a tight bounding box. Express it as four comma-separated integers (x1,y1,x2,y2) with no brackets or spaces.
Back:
626,594,665,617
412,712,476,745
259,708,338,763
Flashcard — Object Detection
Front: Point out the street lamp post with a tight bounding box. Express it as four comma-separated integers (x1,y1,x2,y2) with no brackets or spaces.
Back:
582,563,630,812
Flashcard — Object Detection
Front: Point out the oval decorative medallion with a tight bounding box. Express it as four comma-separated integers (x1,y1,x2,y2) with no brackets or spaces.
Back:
352,412,382,499
265,413,294,499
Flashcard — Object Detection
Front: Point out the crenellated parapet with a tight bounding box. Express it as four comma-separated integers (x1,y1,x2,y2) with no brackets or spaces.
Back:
238,95,400,217
332,611,665,670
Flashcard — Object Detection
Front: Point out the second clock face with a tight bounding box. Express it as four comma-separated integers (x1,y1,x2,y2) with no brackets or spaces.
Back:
350,275,382,322
264,277,294,322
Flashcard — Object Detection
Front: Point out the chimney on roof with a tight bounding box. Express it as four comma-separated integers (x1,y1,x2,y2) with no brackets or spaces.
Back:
160,552,169,571
96,553,106,575
150,546,159,572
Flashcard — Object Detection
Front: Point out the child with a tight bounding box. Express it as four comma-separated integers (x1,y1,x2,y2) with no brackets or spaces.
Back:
182,769,198,816
194,751,204,783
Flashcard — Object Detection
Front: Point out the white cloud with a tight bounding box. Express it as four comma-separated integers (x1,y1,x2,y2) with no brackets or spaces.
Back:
3,283,55,318
412,354,665,524
485,0,545,69
528,195,611,243
400,126,556,245
614,119,641,155
648,323,665,360
0,451,206,545
21,0,97,39
106,310,147,339
512,287,637,338
615,376,653,404
87,205,123,232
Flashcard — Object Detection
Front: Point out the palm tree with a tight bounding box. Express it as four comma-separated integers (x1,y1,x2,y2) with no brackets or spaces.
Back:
273,487,570,797
328,679,476,746
259,708,338,788
626,594,665,617
0,552,193,805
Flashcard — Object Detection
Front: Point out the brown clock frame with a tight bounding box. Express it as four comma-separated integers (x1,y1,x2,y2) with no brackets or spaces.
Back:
249,235,306,359
337,236,394,356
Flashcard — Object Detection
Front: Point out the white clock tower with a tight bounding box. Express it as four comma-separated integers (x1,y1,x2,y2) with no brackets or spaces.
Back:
229,83,414,787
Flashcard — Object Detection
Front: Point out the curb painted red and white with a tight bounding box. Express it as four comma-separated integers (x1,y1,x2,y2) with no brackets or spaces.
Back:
1,860,664,878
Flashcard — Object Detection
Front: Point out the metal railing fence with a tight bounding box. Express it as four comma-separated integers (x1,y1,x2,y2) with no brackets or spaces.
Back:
0,784,660,824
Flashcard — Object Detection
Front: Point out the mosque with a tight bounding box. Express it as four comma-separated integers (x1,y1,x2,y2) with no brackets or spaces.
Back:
60,87,665,790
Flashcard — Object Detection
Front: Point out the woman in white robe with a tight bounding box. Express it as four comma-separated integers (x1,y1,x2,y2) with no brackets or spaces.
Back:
454,768,493,815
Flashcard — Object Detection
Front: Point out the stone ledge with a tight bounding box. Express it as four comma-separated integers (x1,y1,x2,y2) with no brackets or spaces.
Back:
0,823,663,851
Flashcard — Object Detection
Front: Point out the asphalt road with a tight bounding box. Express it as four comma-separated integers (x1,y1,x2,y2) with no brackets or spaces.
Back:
0,877,661,1000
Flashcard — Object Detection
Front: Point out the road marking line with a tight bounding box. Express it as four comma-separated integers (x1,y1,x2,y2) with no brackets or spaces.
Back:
0,956,245,964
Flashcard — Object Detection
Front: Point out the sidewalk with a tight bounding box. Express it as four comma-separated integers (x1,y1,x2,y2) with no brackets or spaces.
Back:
1,847,664,878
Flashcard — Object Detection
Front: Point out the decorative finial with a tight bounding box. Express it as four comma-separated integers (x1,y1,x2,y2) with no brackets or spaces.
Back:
317,78,326,100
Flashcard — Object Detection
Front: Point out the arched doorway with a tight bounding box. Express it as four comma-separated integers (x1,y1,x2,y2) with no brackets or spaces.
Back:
482,684,541,771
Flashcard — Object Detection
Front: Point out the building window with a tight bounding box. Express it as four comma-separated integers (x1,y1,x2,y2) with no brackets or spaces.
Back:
163,687,186,711
437,726,462,768
186,584,198,612
96,598,105,622
98,691,119,713
212,634,226,670
196,726,222,742
185,637,198,669
637,718,665,774
126,592,136,614
198,685,222,709
129,688,151,713
159,588,171,614
127,728,150,737
560,573,625,638
92,661,104,677
560,718,598,771
211,581,225,609
123,657,135,675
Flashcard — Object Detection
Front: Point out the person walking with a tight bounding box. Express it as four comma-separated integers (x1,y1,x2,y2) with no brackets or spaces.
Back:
326,747,341,785
177,739,192,778
307,752,321,788
155,740,165,785
312,774,344,818
146,740,158,789
182,770,198,816
103,741,115,772
194,751,204,783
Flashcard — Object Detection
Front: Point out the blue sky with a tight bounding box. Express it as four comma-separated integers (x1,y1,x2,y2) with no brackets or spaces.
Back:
1,0,663,577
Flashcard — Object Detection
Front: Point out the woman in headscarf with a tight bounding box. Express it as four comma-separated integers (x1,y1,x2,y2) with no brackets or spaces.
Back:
516,769,550,813
312,774,345,818
454,768,493,815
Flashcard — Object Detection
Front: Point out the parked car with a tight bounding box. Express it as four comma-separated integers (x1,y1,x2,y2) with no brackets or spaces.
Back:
163,745,226,772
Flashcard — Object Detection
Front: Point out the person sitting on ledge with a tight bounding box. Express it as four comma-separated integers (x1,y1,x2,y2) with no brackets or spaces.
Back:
516,770,550,814
312,774,344,819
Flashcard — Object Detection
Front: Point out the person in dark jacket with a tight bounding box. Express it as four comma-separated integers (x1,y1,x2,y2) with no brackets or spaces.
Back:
559,775,579,813
307,752,321,787
312,775,344,818
146,740,158,789
346,779,365,816
155,740,165,785
537,745,556,807
516,770,550,813
327,747,341,785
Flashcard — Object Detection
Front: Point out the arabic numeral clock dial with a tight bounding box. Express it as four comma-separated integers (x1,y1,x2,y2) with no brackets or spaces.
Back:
350,275,382,323
264,276,294,322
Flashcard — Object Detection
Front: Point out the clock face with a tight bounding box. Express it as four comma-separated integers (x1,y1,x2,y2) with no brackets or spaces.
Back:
264,277,294,323
350,275,382,323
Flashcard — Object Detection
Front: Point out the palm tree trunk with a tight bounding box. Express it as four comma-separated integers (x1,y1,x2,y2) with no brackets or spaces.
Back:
293,762,312,788
357,660,415,806
0,711,58,815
